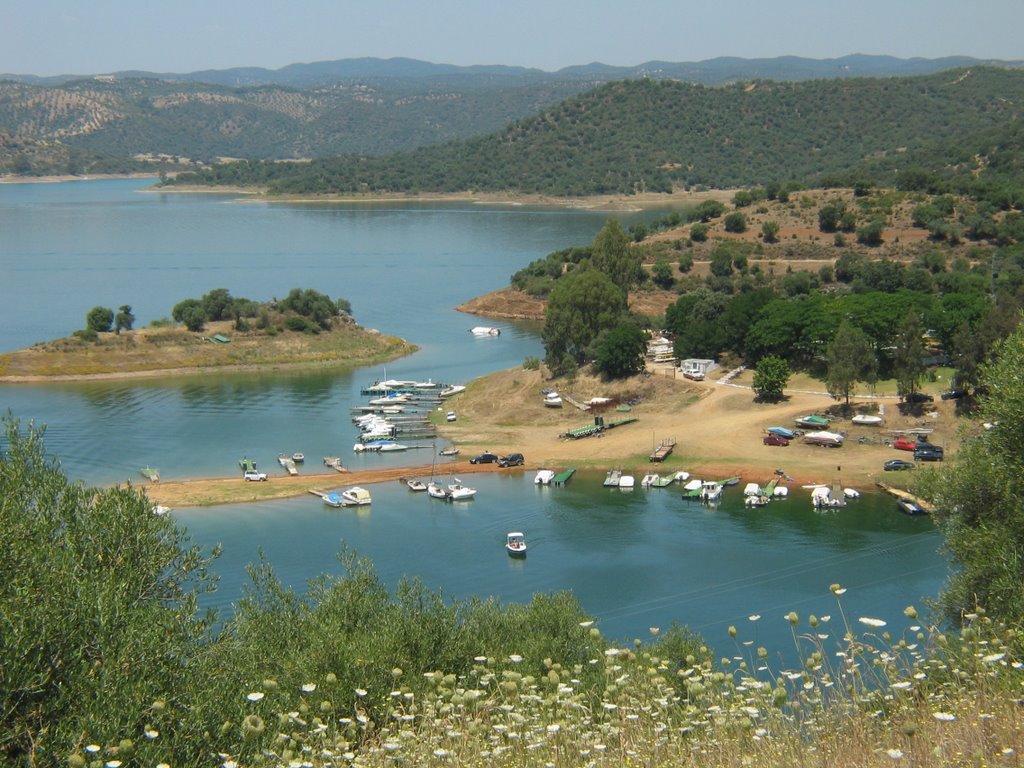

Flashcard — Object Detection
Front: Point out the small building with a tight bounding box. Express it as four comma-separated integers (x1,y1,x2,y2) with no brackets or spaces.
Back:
680,358,715,381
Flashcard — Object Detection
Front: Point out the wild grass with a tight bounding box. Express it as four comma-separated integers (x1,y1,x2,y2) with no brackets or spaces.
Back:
68,595,1022,768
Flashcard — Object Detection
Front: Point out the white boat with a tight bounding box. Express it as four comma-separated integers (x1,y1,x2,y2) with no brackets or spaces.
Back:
773,486,789,498
700,481,723,502
844,488,861,499
803,430,845,447
743,482,762,496
369,393,411,406
641,473,659,488
152,505,171,516
543,392,563,408
535,469,556,485
378,443,409,452
439,384,466,398
341,487,372,506
439,447,460,456
851,414,883,425
744,495,770,507
427,481,449,500
673,471,691,483
447,479,477,500
470,326,501,336
406,478,427,492
291,452,305,463
682,478,703,492
603,469,622,487
323,492,344,508
811,486,841,508
618,475,635,490
506,531,527,557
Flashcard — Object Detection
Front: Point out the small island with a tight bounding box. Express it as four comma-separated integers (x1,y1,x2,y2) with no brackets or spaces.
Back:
0,287,416,381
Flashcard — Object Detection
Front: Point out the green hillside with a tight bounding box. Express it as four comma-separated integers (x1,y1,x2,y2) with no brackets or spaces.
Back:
171,67,1024,196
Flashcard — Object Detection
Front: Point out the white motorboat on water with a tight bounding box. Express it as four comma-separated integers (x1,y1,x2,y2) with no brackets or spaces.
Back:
743,482,762,496
535,469,556,485
618,474,635,490
641,473,659,488
323,492,344,508
406,478,427,492
700,481,723,502
506,531,527,557
341,487,372,506
470,326,501,336
447,479,477,500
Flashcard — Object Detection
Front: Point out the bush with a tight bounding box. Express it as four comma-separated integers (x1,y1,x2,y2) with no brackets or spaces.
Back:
85,306,114,333
73,328,98,342
690,223,709,242
723,211,747,233
523,356,541,370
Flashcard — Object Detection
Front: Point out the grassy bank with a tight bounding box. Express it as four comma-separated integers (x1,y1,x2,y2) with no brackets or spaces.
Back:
0,320,416,380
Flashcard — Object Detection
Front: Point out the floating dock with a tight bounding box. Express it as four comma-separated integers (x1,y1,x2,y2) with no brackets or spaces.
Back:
552,468,576,486
649,438,676,462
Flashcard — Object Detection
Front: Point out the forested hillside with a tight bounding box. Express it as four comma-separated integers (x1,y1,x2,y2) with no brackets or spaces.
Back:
171,67,1024,196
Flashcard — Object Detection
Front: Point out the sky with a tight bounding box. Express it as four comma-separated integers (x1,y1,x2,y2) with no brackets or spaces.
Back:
4,0,1024,77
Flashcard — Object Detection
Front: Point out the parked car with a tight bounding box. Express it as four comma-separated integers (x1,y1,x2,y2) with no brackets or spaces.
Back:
469,452,499,464
884,459,915,471
892,437,917,452
762,434,789,446
243,469,268,481
914,444,945,462
498,452,525,467
940,389,966,400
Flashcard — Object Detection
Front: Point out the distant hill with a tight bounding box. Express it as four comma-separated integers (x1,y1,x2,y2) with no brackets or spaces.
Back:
172,67,1024,197
2,55,1022,177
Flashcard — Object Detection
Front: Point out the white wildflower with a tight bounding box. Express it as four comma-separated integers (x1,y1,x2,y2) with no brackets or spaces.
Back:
355,688,367,697
301,683,316,693
509,654,523,663
983,653,1006,663
859,617,887,628
247,692,265,702
886,748,904,759
933,712,957,721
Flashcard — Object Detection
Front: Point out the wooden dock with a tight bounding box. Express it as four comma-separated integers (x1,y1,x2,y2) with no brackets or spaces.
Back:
649,438,676,462
875,482,935,514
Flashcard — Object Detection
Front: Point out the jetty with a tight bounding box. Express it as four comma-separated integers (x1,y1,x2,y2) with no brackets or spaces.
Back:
322,456,349,473
552,468,576,486
649,438,676,462
278,454,299,476
875,482,935,514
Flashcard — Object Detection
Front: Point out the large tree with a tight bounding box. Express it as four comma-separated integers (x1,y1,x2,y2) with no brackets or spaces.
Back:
85,305,113,333
114,304,135,334
592,323,648,379
588,219,643,291
932,316,1024,626
893,310,927,402
752,355,791,401
825,320,878,404
542,269,627,370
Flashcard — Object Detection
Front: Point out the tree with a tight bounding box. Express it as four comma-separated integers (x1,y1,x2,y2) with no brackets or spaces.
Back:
85,306,113,333
723,211,747,233
818,202,845,232
752,355,790,401
689,223,709,242
200,288,235,321
893,310,927,402
825,320,878,404
761,220,780,243
856,220,886,247
114,304,135,334
932,316,1024,625
592,323,647,379
651,258,674,289
0,418,218,762
178,304,207,332
542,269,627,369
589,219,643,291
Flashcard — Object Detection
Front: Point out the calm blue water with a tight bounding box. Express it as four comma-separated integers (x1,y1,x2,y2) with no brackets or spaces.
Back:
0,179,946,656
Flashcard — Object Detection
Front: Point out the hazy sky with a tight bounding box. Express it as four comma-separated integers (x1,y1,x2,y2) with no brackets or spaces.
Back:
4,0,1023,76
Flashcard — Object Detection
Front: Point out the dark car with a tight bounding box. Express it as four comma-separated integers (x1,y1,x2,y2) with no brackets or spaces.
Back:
762,434,789,446
498,452,525,467
469,452,499,465
884,459,915,471
940,389,966,400
914,444,945,462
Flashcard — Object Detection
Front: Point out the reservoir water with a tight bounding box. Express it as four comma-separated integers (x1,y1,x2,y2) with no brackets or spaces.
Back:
0,178,945,656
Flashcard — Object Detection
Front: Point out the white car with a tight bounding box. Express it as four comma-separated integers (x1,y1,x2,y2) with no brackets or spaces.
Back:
243,469,267,481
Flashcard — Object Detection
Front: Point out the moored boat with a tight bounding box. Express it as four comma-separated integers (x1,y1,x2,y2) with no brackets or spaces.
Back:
535,469,556,485
406,478,427,492
439,447,460,456
323,492,344,508
603,469,622,487
469,326,501,336
897,498,926,516
447,479,477,500
506,531,527,557
140,466,160,482
341,486,372,506
618,474,635,490
291,452,305,463
700,481,723,502
427,481,450,500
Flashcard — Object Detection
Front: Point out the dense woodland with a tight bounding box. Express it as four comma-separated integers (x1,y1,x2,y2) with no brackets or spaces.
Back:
169,68,1024,198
